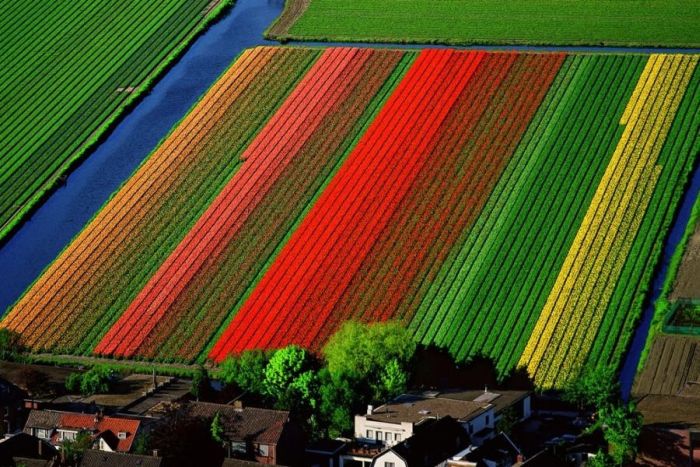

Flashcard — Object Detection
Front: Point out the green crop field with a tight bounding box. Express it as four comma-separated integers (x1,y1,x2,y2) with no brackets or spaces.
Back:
0,0,232,242
267,0,700,48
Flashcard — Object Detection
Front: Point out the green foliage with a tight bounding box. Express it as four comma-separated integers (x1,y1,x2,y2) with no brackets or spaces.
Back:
598,402,642,465
65,365,115,395
586,450,616,467
562,366,618,410
0,328,19,360
495,407,519,436
323,321,415,400
219,350,270,395
276,0,700,47
65,373,82,393
61,431,93,463
211,412,225,444
191,365,210,401
263,346,315,409
316,369,357,438
133,432,151,455
379,359,408,400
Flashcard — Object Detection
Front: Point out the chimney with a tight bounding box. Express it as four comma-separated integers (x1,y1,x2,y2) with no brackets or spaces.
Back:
233,400,243,411
484,385,488,394
367,405,373,415
152,449,160,458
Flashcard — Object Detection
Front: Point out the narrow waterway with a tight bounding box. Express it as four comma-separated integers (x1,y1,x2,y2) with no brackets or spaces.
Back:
0,0,285,314
619,162,700,398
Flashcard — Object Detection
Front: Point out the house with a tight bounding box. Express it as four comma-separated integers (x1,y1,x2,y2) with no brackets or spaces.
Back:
80,450,163,467
0,377,27,436
221,459,285,467
0,432,57,466
23,410,141,453
305,439,347,467
182,401,304,466
370,417,471,467
448,433,522,466
355,394,489,448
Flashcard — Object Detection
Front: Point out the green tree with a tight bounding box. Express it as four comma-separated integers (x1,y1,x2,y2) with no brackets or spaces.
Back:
563,366,618,411
133,432,151,455
219,350,269,394
598,402,642,465
263,346,312,405
323,321,415,400
65,372,82,393
211,411,225,444
79,365,113,395
317,369,356,438
379,358,408,400
495,407,519,436
0,328,18,360
62,431,93,464
191,365,210,401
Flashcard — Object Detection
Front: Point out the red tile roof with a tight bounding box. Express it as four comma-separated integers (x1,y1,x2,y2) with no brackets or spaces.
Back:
58,413,140,452
24,410,140,453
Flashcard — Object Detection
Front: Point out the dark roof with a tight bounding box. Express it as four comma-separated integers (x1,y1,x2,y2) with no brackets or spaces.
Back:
375,417,470,467
437,390,530,414
80,450,163,467
305,439,347,454
463,433,521,465
183,402,289,444
0,432,57,465
368,394,487,425
520,449,562,465
221,459,284,467
24,409,61,430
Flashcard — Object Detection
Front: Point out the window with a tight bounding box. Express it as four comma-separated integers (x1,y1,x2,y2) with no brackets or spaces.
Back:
367,429,374,438
385,463,395,467
35,429,50,439
486,415,491,425
231,441,246,455
394,433,401,441
468,424,473,434
255,444,269,456
117,431,127,440
375,431,382,440
385,432,391,441
59,430,77,441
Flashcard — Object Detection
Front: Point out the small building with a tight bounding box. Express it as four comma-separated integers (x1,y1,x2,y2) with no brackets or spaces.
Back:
23,410,141,453
370,417,471,467
0,432,57,466
0,377,27,436
305,439,348,467
448,432,522,466
182,401,304,466
80,450,163,467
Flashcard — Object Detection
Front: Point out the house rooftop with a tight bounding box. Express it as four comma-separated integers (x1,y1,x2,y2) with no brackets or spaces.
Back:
24,410,140,452
183,401,290,445
80,450,163,467
367,394,488,425
437,389,530,415
385,417,471,467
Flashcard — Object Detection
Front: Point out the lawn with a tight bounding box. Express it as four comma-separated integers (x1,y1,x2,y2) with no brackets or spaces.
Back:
0,0,233,242
267,0,700,48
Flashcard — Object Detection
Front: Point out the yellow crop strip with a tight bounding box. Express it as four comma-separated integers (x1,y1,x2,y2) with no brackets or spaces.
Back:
518,54,698,387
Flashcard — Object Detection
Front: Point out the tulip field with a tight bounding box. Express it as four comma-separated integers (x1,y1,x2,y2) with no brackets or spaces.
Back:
2,47,699,388
0,0,233,243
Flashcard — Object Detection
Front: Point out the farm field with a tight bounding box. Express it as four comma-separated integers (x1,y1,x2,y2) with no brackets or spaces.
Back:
2,47,700,389
0,0,233,243
669,197,700,300
267,0,700,48
634,334,700,397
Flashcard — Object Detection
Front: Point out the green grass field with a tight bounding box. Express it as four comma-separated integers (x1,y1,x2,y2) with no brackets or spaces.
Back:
267,0,700,48
0,0,232,242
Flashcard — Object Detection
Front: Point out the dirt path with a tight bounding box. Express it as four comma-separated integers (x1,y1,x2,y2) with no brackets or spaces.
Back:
671,218,700,300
